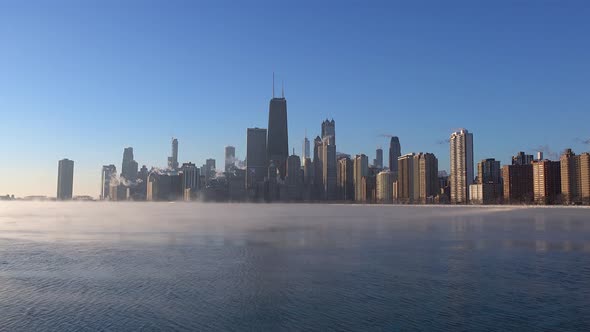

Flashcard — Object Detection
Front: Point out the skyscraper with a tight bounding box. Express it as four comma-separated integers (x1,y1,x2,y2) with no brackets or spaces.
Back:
415,153,439,203
397,153,415,203
168,138,179,170
321,136,337,200
388,137,401,179
477,158,502,184
57,158,74,200
512,151,534,165
319,119,337,200
374,148,383,169
503,164,534,204
376,170,392,203
353,154,368,202
246,128,267,190
204,159,216,182
313,136,323,199
181,163,199,190
449,129,474,204
560,149,590,204
286,154,302,201
337,156,354,201
100,164,116,200
225,145,236,172
533,160,561,205
267,83,289,179
321,119,336,144
121,147,138,181
473,158,502,204
302,134,310,164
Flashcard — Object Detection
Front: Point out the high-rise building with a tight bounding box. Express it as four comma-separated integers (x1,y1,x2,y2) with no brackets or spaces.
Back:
376,170,392,203
121,147,138,181
415,153,439,204
503,164,534,204
100,164,116,200
353,154,369,202
302,135,310,164
474,158,503,204
225,146,236,172
397,153,415,203
477,158,501,184
361,175,376,203
388,137,401,179
449,129,474,204
146,171,183,201
181,162,200,201
204,159,216,182
168,138,179,170
303,157,313,185
246,128,267,190
337,156,354,201
560,149,590,204
267,86,289,180
321,137,337,200
374,148,383,169
512,151,534,166
286,154,302,201
321,119,336,144
313,136,323,199
319,120,337,200
57,158,74,200
533,160,561,204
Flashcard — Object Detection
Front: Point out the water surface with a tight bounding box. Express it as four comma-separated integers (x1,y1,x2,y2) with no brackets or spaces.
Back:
1,202,589,331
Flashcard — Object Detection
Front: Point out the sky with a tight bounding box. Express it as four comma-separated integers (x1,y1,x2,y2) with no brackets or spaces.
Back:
1,0,590,198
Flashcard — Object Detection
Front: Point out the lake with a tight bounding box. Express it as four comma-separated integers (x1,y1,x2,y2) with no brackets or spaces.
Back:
0,202,589,331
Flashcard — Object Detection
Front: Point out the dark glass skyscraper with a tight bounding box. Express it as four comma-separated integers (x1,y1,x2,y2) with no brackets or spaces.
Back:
121,147,138,181
246,128,267,189
57,158,74,200
267,96,288,179
374,148,383,169
388,137,401,179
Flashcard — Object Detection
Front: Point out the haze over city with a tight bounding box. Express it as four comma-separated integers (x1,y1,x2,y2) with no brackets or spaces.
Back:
2,1,590,198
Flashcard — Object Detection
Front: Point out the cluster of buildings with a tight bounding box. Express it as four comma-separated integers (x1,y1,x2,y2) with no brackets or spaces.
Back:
52,83,590,205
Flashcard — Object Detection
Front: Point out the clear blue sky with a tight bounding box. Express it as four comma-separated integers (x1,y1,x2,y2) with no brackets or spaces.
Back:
1,0,589,197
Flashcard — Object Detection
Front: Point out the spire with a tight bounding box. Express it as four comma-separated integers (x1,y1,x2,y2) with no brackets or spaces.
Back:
281,80,284,98
272,72,275,98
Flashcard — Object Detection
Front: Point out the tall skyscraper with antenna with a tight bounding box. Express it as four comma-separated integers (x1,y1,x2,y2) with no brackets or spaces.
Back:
267,74,289,179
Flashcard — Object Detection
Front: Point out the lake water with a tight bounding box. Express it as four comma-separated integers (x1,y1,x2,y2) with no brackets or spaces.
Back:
0,202,589,331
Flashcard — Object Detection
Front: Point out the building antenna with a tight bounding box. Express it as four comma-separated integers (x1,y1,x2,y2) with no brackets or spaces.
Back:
282,80,284,98
272,72,275,98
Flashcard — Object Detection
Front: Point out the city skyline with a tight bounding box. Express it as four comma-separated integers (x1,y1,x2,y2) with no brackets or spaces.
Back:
2,1,590,197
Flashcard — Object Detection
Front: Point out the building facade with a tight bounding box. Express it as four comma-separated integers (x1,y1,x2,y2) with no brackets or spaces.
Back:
353,154,369,202
225,146,236,172
560,149,590,204
503,164,534,204
376,170,392,203
57,158,74,200
267,95,289,179
246,128,267,192
337,156,354,201
449,129,474,204
100,164,116,200
533,160,561,205
388,137,401,179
